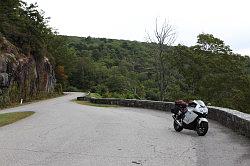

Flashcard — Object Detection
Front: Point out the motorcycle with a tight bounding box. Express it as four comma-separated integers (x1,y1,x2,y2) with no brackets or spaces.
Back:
171,100,209,136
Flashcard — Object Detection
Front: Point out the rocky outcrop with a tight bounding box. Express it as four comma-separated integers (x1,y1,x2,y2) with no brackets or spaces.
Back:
0,36,56,100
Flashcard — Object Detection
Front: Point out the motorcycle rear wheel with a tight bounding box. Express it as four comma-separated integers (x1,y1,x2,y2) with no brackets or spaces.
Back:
196,122,208,136
174,120,183,132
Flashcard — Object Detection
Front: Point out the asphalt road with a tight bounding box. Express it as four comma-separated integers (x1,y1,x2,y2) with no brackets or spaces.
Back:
0,92,249,166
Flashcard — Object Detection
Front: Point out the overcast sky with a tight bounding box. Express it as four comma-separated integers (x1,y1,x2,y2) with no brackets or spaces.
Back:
24,0,250,55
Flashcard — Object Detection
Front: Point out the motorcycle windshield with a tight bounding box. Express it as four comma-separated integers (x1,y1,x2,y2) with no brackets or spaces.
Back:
196,100,206,107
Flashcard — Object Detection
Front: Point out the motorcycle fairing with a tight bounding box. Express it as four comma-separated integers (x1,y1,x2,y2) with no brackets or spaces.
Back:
198,118,208,124
183,109,198,124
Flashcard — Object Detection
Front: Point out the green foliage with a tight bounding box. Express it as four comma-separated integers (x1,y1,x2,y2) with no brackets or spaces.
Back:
194,33,232,54
1,0,249,113
88,93,102,98
54,83,63,94
63,34,250,113
65,86,79,92
0,0,53,60
0,0,70,108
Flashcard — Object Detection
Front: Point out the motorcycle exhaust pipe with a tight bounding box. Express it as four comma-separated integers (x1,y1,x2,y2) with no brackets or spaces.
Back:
172,115,182,126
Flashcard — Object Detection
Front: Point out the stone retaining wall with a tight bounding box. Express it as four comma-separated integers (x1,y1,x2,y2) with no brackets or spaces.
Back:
208,106,250,138
77,96,250,138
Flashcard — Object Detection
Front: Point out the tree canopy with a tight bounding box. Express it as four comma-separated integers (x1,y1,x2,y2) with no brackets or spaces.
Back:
194,33,232,54
62,35,250,113
1,0,250,113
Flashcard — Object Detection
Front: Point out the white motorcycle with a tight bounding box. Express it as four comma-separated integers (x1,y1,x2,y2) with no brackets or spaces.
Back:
171,100,209,136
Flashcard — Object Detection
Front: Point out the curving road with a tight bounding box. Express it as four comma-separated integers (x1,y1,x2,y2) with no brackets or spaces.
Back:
0,92,249,166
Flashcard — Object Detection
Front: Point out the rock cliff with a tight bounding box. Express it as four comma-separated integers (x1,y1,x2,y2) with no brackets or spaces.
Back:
0,36,56,102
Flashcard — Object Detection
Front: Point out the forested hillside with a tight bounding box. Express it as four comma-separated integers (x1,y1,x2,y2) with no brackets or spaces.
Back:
1,0,249,113
57,35,250,113
0,0,71,107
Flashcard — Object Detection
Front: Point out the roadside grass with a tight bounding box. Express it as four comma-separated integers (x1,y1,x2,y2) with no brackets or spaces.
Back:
0,111,35,127
73,100,119,108
88,93,102,98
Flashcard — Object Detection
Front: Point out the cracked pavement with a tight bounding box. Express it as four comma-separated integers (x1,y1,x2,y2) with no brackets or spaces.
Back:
0,92,249,166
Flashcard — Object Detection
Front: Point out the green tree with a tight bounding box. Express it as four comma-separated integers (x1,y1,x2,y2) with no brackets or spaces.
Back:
194,33,232,54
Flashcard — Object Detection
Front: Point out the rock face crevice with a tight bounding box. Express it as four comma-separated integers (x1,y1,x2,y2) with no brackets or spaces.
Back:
0,36,56,101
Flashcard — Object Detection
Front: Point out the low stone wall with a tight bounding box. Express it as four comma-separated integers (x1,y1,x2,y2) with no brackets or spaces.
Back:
77,96,250,138
87,97,174,111
207,106,250,138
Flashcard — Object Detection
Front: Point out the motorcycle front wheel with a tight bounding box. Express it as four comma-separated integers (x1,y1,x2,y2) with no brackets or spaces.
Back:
196,121,208,136
173,120,183,132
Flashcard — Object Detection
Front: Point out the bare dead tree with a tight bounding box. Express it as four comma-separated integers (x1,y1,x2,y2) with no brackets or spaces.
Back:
146,18,176,101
